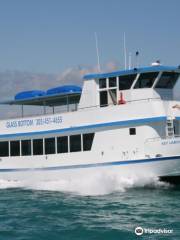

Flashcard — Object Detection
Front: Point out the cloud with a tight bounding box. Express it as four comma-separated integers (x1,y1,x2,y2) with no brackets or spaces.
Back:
105,61,120,71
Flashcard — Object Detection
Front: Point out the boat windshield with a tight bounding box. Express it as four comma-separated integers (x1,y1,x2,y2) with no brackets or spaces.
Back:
118,74,137,90
134,72,159,88
155,72,179,89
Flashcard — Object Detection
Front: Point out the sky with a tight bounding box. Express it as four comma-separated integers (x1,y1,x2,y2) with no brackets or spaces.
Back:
0,0,180,74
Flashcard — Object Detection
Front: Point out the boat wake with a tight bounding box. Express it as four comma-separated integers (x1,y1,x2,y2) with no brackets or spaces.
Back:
0,172,171,196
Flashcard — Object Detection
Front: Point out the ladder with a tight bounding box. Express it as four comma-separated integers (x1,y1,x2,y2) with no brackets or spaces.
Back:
166,119,174,137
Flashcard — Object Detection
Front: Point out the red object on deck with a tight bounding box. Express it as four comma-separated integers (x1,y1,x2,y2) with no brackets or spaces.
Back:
118,92,126,105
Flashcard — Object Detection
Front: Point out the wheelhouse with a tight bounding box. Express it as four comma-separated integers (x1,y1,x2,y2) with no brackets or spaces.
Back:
84,65,180,107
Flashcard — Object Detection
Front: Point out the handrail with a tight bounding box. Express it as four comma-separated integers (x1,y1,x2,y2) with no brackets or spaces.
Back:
78,97,161,110
0,97,161,121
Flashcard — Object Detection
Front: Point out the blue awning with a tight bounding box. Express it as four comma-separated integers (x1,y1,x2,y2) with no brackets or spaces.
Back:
1,85,82,107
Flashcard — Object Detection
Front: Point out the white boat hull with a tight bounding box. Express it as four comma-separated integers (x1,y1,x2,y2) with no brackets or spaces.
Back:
0,156,180,183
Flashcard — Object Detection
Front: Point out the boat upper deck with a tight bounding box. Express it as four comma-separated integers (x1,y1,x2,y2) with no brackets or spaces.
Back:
0,85,82,107
0,65,180,119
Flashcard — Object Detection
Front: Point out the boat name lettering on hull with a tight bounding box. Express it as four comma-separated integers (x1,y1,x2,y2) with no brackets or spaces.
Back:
6,116,62,128
161,139,180,145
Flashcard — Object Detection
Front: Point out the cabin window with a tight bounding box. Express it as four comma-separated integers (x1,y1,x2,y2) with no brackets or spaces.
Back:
118,74,136,90
33,139,43,155
109,77,117,87
134,72,158,89
10,141,20,156
155,72,179,89
57,136,68,153
0,141,9,157
21,140,31,156
129,128,136,135
99,78,107,89
45,138,55,155
99,91,108,107
108,89,117,105
83,133,94,151
70,135,81,152
173,120,180,135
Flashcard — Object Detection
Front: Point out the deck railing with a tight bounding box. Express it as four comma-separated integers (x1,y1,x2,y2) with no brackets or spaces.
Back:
0,97,161,120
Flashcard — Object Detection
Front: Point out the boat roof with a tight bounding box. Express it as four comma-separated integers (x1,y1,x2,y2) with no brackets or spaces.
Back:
84,65,180,80
0,87,81,107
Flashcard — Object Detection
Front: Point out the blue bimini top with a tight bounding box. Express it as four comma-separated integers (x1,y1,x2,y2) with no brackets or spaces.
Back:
46,85,82,95
15,90,46,100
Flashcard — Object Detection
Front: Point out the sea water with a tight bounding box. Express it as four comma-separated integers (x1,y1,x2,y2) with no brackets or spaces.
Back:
0,175,179,240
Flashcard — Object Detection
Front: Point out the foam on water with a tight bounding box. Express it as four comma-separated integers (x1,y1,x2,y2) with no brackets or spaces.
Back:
0,171,170,196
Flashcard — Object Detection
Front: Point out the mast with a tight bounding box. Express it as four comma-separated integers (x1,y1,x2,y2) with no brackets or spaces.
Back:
95,32,101,72
123,32,127,70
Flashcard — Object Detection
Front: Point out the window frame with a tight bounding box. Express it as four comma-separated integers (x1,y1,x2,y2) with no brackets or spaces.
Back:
45,137,56,155
99,78,107,89
57,136,68,154
155,71,179,89
0,141,9,157
70,134,82,152
33,138,44,155
99,90,108,107
133,72,159,89
21,139,32,156
83,133,95,151
129,128,136,135
118,74,137,90
108,77,117,88
10,140,20,157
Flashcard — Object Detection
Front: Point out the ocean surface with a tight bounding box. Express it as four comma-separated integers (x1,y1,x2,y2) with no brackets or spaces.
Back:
0,176,179,240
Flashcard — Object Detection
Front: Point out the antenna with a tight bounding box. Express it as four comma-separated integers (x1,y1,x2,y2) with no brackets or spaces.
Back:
135,51,139,68
123,32,127,70
94,32,101,72
128,52,131,69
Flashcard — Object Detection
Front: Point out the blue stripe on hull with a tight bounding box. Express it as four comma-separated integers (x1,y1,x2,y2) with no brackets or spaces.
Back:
0,116,166,139
0,155,179,173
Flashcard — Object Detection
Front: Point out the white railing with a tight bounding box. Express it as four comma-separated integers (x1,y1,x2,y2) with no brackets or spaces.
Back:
0,97,161,120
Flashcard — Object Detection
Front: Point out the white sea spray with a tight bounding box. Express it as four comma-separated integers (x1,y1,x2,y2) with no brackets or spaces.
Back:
0,171,171,196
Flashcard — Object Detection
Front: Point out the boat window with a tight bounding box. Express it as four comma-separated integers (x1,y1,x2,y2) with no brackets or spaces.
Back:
118,74,136,90
70,135,81,152
33,139,43,155
134,72,158,89
155,72,179,89
21,140,31,156
129,128,136,135
57,136,68,153
10,141,20,156
100,91,108,107
83,133,94,151
45,138,55,155
99,78,107,89
173,120,180,135
109,77,117,87
0,141,9,157
108,89,117,105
